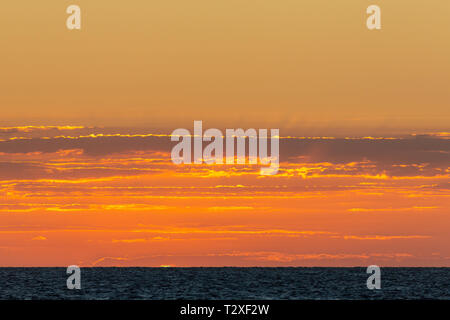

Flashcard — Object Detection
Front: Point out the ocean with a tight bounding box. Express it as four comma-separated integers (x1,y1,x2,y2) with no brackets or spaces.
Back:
0,267,449,300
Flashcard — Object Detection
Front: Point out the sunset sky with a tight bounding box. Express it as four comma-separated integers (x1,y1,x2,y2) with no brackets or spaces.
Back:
0,1,449,266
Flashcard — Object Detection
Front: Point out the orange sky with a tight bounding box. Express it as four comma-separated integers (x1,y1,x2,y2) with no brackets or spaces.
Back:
0,127,448,266
0,1,449,266
1,1,449,130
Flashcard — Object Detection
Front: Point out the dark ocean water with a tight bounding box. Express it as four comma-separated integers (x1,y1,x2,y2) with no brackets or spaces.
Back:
0,267,449,300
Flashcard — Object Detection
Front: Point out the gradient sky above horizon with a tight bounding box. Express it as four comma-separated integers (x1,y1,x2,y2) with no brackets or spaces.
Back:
0,1,449,266
1,0,449,132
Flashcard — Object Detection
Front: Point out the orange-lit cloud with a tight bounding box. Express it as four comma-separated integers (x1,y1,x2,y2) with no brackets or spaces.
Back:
0,128,448,266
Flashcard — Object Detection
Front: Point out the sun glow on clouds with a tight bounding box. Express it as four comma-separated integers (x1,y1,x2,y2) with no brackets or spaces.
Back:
0,128,448,266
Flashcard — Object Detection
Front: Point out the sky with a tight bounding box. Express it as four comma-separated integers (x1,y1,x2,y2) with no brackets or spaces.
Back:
0,1,449,266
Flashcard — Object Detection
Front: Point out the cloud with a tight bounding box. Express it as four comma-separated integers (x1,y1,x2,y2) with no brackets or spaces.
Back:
0,132,447,179
31,236,47,241
206,251,415,262
91,256,129,266
0,126,85,134
348,206,439,213
0,131,447,162
336,235,431,240
207,206,255,211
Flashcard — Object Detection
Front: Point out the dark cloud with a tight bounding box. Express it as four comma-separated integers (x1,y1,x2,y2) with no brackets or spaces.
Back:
0,135,448,173
0,162,46,180
281,135,450,166
0,136,171,156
